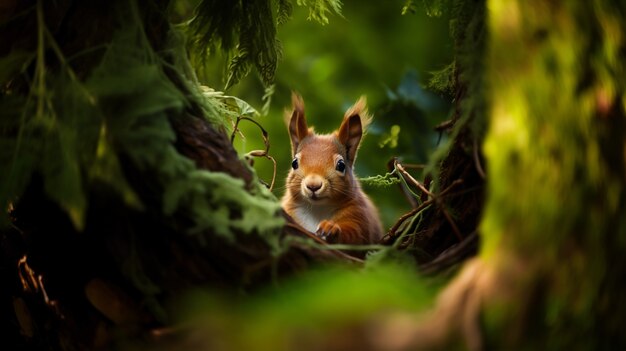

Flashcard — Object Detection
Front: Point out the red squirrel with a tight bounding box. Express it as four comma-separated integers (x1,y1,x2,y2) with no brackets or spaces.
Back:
281,93,383,245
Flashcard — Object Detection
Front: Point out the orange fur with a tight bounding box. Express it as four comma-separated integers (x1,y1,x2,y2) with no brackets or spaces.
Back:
281,94,383,252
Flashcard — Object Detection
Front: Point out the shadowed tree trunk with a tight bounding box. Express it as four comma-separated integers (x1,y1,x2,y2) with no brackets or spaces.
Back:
0,1,348,349
366,1,626,349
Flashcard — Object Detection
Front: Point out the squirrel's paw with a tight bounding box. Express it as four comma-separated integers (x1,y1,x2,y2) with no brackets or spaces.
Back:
316,220,341,243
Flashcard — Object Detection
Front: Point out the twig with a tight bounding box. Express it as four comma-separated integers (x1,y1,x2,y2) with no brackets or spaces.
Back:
396,158,465,242
473,136,486,179
387,158,418,208
440,202,463,242
434,119,455,132
283,222,365,264
387,200,433,238
230,116,277,191
401,163,426,170
386,160,465,244
419,231,479,274
395,160,433,198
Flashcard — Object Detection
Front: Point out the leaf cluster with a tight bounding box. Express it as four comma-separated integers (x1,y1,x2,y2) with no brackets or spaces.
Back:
186,0,342,89
0,0,283,247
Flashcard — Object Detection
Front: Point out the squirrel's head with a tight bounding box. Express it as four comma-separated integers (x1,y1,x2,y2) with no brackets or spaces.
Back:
285,93,371,205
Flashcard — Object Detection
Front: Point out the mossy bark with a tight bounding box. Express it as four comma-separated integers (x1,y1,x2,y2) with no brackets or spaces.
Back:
0,1,344,350
377,1,626,349
480,0,626,347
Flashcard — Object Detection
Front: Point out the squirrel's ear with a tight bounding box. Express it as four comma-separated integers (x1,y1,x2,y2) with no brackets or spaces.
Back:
287,92,309,155
339,97,370,164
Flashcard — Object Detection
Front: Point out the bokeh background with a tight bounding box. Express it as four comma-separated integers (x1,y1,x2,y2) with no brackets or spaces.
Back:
188,0,455,228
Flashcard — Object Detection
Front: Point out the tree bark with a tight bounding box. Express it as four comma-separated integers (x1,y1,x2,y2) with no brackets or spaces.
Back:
367,1,626,349
0,2,350,350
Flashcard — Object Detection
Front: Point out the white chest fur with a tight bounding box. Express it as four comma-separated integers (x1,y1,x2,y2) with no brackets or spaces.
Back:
293,205,337,233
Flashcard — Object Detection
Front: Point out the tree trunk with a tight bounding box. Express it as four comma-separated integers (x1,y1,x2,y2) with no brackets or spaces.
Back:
0,1,348,349
369,1,626,349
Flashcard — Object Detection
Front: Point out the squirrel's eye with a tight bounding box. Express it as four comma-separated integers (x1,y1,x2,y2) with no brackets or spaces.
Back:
335,159,346,173
292,158,299,170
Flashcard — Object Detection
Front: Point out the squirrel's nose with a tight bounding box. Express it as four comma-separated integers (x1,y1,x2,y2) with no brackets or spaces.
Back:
306,182,322,193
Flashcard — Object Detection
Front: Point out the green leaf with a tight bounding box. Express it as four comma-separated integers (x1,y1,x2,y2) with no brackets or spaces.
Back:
188,0,280,88
0,97,39,227
225,50,252,90
41,127,87,230
89,125,143,210
0,50,35,84
378,124,401,149
296,0,343,24
421,0,447,17
276,0,294,25
202,87,259,118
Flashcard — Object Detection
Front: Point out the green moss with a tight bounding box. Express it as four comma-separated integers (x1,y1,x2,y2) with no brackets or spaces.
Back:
481,0,626,345
0,0,285,247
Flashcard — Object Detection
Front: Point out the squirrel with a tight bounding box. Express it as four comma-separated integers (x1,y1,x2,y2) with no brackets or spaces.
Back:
281,93,383,246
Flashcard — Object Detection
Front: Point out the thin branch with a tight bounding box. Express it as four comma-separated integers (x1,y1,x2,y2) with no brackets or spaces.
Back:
385,168,464,245
401,163,426,170
473,136,486,179
419,231,479,274
440,201,463,242
395,160,433,198
397,157,465,242
434,118,455,132
387,200,434,239
387,158,418,208
230,116,277,191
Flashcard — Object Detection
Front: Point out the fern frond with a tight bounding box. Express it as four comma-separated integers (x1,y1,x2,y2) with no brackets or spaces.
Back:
225,49,252,90
296,0,342,24
276,0,293,25
188,0,243,56
189,0,279,88
421,0,449,17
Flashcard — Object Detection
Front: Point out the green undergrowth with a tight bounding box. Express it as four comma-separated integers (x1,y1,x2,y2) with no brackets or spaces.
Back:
176,262,439,351
0,0,286,245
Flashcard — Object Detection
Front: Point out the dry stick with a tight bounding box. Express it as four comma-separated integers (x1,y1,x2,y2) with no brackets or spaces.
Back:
401,163,427,170
473,136,486,179
386,178,462,240
229,115,246,143
440,202,463,242
419,231,479,274
387,158,418,208
284,222,364,264
434,179,465,242
393,160,465,242
395,161,433,198
230,116,277,191
387,200,433,238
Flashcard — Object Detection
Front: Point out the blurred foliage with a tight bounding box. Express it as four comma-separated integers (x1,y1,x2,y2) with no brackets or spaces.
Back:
175,263,440,351
0,0,283,243
479,0,626,348
184,0,342,89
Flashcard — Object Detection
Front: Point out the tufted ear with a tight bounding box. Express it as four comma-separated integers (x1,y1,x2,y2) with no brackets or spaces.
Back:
338,97,369,164
286,92,309,156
